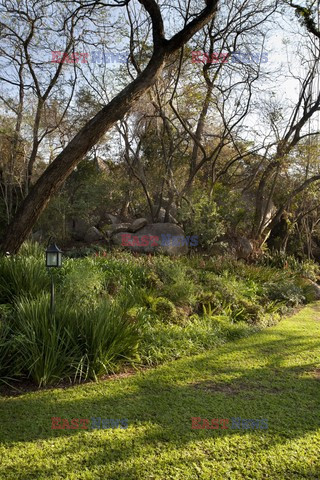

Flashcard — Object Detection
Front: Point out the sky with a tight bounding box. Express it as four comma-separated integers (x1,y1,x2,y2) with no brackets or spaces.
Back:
0,0,319,162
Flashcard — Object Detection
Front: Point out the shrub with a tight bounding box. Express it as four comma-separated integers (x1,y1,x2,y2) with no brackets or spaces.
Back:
295,277,320,303
139,313,253,366
162,279,197,306
197,268,290,324
14,294,78,387
210,316,256,341
145,270,163,290
296,259,320,282
177,196,225,249
140,315,222,365
153,256,197,306
0,303,13,321
264,281,305,307
202,255,287,286
0,255,50,303
0,248,314,387
65,245,106,258
10,291,141,386
100,258,146,294
72,298,141,381
197,271,255,322
195,290,220,314
152,256,179,283
19,241,44,258
151,297,177,322
260,251,320,282
0,312,21,386
59,257,105,309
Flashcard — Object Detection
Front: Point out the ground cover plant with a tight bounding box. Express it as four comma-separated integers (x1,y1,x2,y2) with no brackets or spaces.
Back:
0,243,319,388
0,305,319,479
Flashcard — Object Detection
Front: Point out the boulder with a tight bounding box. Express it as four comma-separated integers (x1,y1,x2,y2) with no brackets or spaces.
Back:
210,241,228,256
84,226,104,243
130,218,148,232
234,236,254,260
150,206,178,224
98,213,122,227
110,223,132,235
112,223,189,255
211,236,253,260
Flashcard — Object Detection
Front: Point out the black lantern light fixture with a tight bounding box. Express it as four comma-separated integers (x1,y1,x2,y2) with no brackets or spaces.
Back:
46,243,62,315
46,243,62,268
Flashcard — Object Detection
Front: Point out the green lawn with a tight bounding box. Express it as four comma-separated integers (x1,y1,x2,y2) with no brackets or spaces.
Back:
0,305,319,480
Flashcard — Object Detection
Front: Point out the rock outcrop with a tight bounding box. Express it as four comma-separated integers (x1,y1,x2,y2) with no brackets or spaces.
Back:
84,226,104,243
210,236,253,260
112,223,189,255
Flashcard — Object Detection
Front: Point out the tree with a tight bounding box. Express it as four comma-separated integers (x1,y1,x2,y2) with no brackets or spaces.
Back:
250,0,320,244
114,0,276,223
0,0,220,253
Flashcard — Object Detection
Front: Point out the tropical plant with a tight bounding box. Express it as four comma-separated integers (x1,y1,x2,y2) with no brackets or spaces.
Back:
14,294,78,386
0,255,49,303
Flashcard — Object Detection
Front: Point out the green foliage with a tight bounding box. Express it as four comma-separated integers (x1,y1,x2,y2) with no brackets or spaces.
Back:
59,257,105,309
139,312,254,366
0,311,20,385
93,257,147,295
145,270,164,290
264,281,305,307
0,303,13,321
140,314,223,365
260,251,320,282
150,297,177,322
0,253,49,303
36,158,127,243
71,298,141,381
19,241,45,258
162,278,196,306
195,263,297,325
152,256,197,306
0,248,313,387
6,292,141,386
208,315,257,341
14,294,77,387
1,306,320,479
178,196,225,249
297,278,320,303
210,183,253,235
65,245,107,258
298,259,320,281
197,271,259,323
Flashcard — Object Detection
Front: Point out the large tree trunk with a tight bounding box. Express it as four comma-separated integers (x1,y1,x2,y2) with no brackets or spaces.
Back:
1,52,166,252
0,0,219,253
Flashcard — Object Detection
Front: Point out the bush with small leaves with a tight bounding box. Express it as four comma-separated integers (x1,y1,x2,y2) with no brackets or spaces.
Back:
151,297,177,322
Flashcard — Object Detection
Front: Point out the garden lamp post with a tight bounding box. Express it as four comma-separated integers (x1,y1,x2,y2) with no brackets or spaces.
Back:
46,243,62,316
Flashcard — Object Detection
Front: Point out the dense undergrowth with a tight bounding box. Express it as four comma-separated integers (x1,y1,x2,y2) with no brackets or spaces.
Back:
0,242,319,387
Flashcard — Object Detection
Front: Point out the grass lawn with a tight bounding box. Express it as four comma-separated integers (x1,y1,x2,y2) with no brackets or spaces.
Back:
0,305,319,480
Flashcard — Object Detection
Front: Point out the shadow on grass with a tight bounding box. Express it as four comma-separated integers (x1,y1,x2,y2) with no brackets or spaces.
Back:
0,314,319,479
